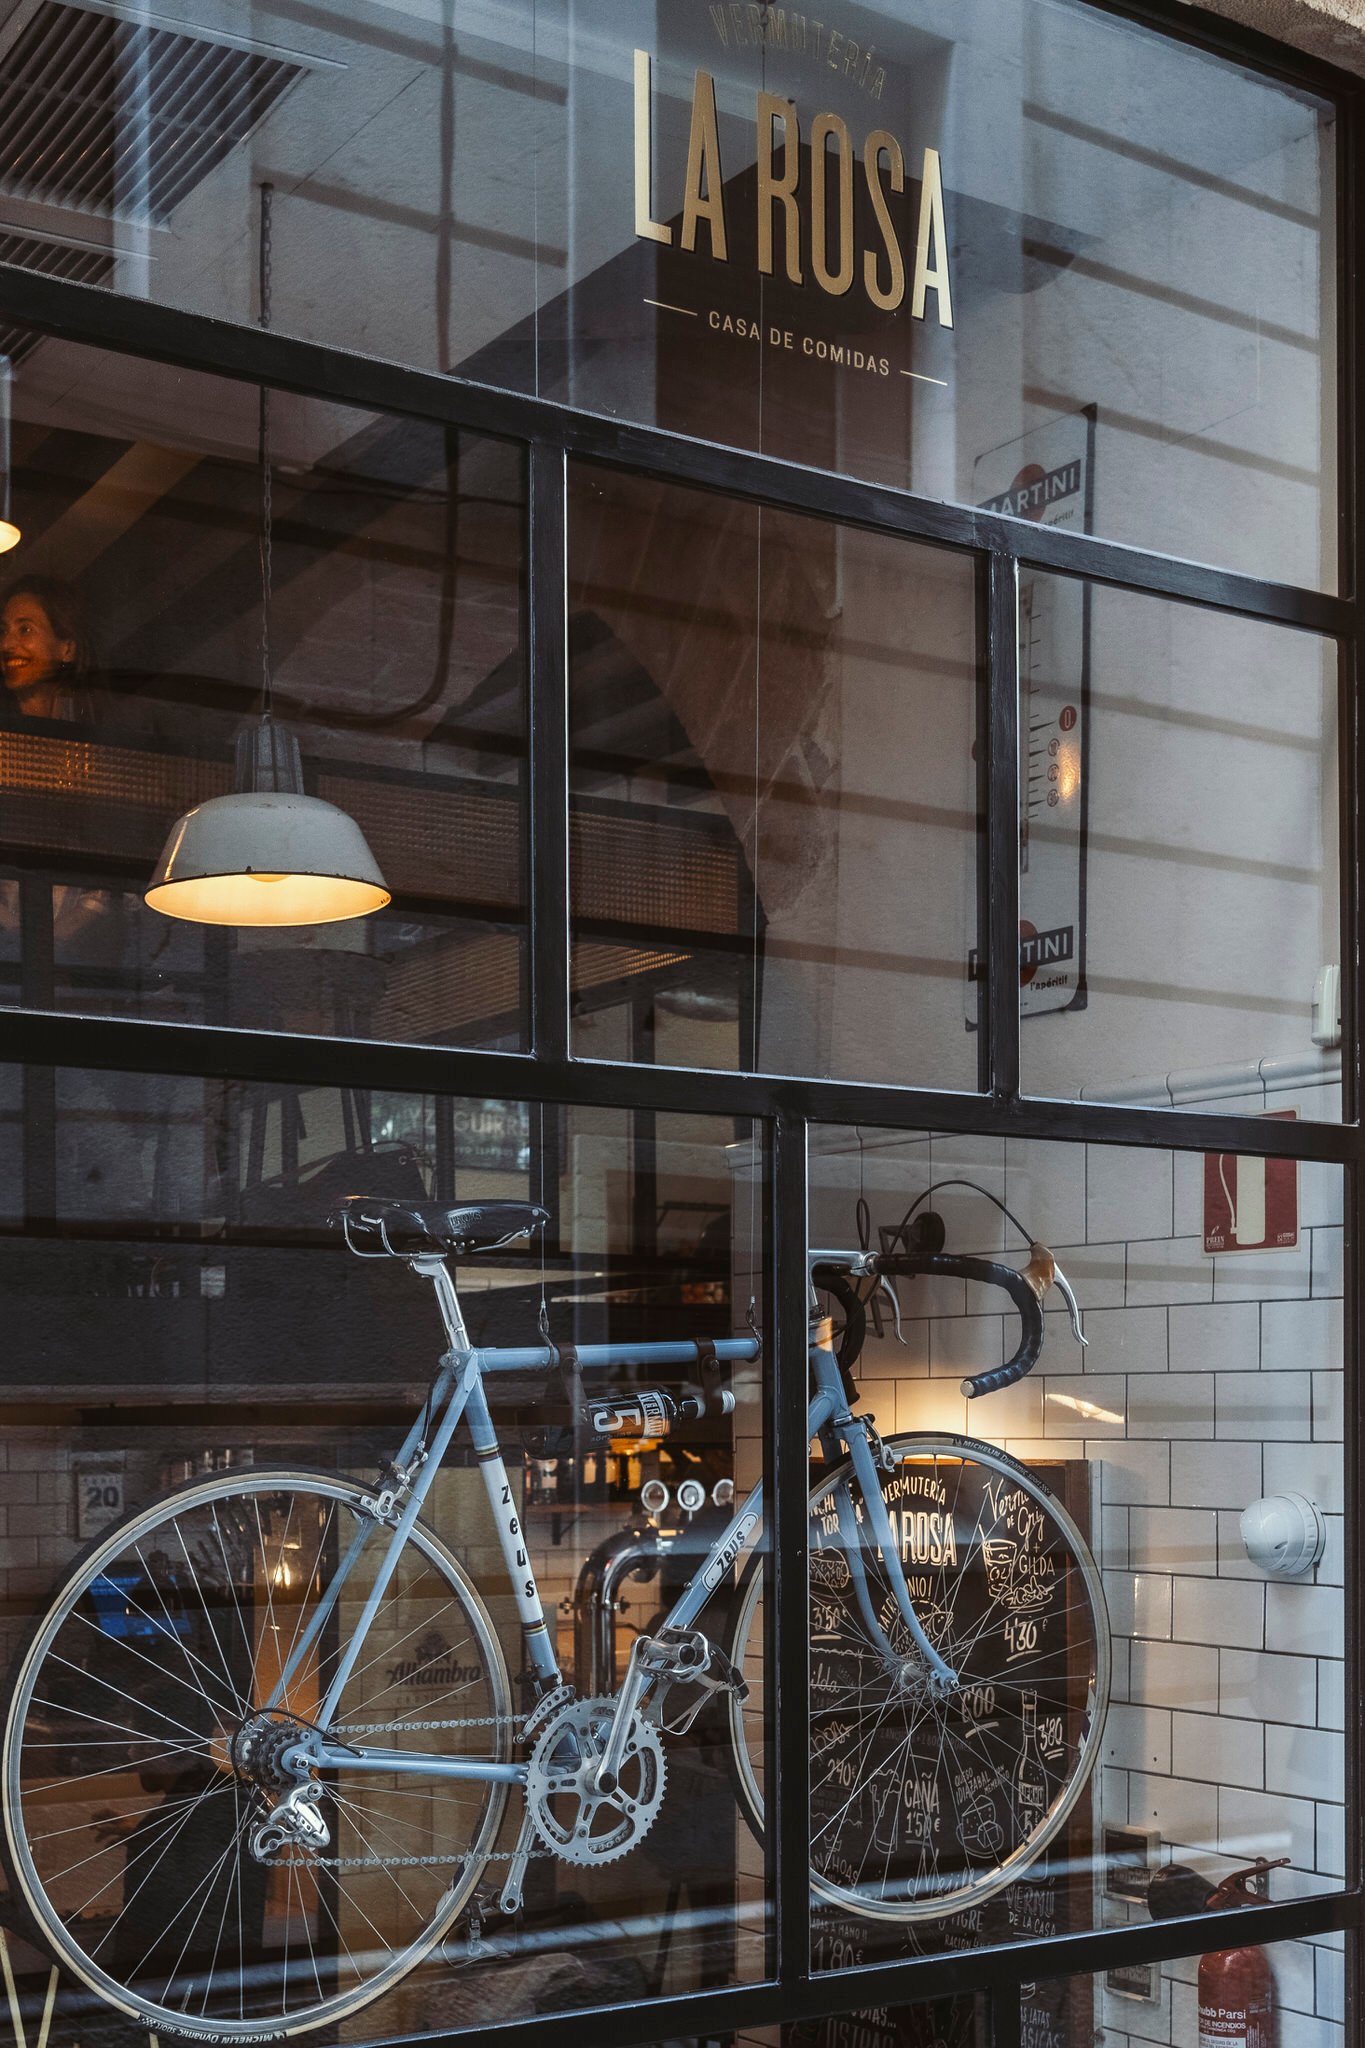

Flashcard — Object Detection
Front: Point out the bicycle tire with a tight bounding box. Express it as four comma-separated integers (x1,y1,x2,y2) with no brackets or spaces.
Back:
726,1432,1109,1922
2,1468,513,2039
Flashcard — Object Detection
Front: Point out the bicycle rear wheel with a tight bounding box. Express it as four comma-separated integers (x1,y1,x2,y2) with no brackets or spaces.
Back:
727,1432,1108,1921
2,1469,512,2039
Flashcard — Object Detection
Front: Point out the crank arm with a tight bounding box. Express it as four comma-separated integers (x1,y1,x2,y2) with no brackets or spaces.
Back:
497,1801,542,1917
593,1635,656,1794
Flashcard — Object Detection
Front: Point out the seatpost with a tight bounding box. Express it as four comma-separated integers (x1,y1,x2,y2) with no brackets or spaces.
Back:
412,1253,472,1352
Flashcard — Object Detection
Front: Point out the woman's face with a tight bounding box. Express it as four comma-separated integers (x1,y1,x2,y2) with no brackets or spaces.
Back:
2,594,74,705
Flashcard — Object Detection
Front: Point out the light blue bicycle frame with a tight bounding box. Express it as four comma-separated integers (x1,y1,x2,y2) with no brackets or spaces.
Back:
267,1251,955,1792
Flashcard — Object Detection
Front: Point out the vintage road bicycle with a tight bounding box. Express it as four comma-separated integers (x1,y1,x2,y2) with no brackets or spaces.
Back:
1,1190,1109,2040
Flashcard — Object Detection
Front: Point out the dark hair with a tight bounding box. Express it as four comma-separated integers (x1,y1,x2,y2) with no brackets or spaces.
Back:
1,576,98,682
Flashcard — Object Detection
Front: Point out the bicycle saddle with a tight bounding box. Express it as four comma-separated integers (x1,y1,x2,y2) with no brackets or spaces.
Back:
333,1196,548,1257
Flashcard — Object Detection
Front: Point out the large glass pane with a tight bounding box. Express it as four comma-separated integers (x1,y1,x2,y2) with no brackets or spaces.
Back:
16,1,1334,585
802,1126,1344,1968
0,332,527,1047
568,466,981,1088
1016,580,1339,1117
0,1065,769,2038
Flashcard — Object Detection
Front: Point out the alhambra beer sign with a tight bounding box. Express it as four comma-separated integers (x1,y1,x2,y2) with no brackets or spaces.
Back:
630,7,955,378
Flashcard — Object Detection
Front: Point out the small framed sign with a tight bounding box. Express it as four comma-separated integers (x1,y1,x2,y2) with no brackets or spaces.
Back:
74,1460,125,1540
1106,1960,1160,2004
1103,1822,1159,1903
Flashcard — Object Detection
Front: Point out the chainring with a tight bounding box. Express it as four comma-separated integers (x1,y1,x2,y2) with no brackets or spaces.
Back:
525,1695,666,1868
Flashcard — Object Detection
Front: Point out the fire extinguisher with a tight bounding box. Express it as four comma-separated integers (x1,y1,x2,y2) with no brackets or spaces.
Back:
1197,1857,1290,2047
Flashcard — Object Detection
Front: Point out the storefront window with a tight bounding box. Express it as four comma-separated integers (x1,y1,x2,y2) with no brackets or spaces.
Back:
0,1067,769,2037
0,1,1354,2042
11,1,1331,587
805,1127,1344,1964
568,467,982,1088
1014,581,1340,1114
0,335,528,1049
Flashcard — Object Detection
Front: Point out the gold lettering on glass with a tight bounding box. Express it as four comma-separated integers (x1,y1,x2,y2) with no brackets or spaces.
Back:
757,92,803,283
810,111,854,297
634,49,673,245
862,129,905,312
682,69,729,259
911,145,952,327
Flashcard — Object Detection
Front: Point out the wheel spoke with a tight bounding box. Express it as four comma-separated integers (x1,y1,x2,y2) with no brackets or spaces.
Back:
5,1474,510,2038
730,1435,1107,1928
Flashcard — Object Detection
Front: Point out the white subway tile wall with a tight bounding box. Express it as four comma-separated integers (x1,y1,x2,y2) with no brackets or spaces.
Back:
805,1113,1345,2044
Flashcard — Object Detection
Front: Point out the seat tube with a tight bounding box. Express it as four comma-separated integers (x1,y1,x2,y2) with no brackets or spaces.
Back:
464,1371,561,1688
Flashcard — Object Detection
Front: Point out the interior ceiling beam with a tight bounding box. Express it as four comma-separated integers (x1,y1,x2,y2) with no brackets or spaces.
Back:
16,438,201,581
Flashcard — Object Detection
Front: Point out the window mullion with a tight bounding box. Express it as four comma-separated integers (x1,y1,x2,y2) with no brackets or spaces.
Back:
986,551,1022,1102
773,1111,812,1985
528,440,570,1062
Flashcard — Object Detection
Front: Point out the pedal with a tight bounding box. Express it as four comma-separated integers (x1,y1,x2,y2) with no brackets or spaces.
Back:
648,1630,749,1734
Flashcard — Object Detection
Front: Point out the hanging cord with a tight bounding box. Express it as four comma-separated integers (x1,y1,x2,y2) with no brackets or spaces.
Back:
257,182,274,722
252,177,461,736
889,1178,1037,1253
324,428,461,729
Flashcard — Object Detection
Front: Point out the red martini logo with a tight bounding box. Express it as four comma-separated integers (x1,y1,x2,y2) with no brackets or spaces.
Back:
981,460,1082,521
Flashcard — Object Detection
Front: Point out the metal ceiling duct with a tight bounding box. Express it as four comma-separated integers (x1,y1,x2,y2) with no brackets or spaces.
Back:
0,2,304,224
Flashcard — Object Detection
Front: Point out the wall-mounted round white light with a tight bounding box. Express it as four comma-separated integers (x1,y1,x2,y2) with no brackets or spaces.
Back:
1239,1492,1325,1579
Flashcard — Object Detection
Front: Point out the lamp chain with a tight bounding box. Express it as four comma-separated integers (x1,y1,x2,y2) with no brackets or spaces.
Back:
258,182,274,721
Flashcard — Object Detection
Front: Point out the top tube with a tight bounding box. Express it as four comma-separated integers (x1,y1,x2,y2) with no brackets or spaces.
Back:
457,1336,762,1376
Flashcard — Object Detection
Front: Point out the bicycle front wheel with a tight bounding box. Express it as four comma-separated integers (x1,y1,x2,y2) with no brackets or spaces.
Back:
728,1433,1109,1921
2,1469,512,2039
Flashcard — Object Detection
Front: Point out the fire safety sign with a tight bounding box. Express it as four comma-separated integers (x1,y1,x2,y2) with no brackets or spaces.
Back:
1203,1114,1298,1253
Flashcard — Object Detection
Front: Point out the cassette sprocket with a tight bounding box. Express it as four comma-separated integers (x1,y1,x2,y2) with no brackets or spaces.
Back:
525,1694,666,1867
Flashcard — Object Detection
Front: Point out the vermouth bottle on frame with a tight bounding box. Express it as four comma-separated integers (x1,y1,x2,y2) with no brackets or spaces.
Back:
1014,1688,1047,1832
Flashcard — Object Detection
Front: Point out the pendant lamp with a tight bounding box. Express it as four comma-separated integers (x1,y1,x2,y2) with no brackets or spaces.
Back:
145,185,388,929
145,716,390,926
0,355,22,552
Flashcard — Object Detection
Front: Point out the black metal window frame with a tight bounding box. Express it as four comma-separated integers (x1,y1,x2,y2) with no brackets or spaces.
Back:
0,0,1359,2042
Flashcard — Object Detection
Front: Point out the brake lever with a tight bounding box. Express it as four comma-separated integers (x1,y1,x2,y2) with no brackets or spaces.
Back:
876,1272,905,1344
1050,1257,1088,1348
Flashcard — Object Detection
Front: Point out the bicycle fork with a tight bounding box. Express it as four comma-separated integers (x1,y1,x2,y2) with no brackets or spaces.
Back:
809,1323,958,1696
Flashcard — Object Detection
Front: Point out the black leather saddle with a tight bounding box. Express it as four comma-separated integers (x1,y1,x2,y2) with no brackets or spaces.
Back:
333,1196,548,1257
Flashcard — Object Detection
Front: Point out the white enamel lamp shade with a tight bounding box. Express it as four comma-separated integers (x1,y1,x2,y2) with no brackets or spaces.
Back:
146,789,390,927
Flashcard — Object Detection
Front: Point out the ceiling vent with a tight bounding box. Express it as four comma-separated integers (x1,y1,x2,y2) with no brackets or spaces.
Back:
0,3,304,224
0,228,113,365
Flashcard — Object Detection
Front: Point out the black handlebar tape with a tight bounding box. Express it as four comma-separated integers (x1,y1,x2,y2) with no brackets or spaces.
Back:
875,1253,1045,1398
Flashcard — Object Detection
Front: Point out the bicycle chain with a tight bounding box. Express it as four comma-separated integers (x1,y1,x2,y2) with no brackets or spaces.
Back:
337,1716,517,1735
267,1846,553,1869
264,1711,551,1869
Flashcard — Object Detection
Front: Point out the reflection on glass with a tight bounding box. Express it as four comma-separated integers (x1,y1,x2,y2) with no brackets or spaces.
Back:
24,0,1333,584
0,337,527,1049
1018,580,1339,1117
806,1125,1343,1966
568,466,981,1088
0,1069,768,2039
1054,1940,1346,2045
